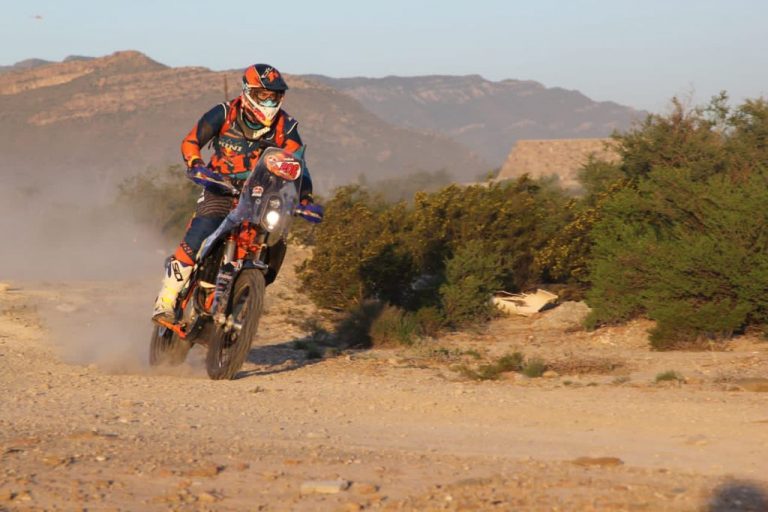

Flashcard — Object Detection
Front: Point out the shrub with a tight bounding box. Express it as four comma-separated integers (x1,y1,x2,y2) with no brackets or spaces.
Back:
655,370,684,383
299,178,571,327
496,352,525,373
586,168,768,347
454,352,526,381
413,306,444,338
292,340,323,359
521,358,547,378
585,95,768,346
369,305,418,346
439,240,504,327
333,300,385,348
297,186,414,310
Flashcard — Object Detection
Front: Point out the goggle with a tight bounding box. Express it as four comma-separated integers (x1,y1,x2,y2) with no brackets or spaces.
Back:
244,86,283,107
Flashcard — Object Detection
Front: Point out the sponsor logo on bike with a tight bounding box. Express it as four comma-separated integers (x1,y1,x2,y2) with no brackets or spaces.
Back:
264,152,301,181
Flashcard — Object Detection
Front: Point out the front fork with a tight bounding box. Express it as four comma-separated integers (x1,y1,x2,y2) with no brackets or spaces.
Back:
211,233,268,330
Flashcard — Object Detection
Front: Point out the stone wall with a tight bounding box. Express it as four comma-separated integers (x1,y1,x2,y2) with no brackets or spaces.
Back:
497,138,619,190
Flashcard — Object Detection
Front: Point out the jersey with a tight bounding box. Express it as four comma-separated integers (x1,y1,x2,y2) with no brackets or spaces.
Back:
180,97,312,197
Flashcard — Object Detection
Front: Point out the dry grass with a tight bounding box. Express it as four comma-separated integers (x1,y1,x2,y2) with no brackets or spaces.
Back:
454,352,527,381
548,357,626,376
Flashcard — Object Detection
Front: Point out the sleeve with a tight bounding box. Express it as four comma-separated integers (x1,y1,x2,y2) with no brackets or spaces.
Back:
280,115,303,153
300,165,314,202
279,117,313,200
285,122,313,201
180,104,227,167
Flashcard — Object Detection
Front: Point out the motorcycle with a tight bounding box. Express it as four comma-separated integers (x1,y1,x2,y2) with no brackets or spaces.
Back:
149,146,307,380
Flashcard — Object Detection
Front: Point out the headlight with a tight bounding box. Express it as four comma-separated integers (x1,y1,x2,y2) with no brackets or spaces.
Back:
264,210,281,231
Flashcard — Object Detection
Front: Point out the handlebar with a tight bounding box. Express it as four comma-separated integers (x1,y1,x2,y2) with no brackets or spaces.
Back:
194,174,240,196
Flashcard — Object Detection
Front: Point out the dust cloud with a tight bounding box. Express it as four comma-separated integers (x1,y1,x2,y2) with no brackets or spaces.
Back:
0,174,166,281
0,171,199,374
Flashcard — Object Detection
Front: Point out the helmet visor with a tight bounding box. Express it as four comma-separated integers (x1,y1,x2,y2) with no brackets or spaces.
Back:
245,86,283,108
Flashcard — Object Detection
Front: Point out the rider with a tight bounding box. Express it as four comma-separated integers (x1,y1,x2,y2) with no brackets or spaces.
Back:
152,63,323,322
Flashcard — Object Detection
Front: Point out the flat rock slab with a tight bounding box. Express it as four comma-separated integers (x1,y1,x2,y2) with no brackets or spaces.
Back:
571,456,624,467
733,378,768,392
300,480,351,495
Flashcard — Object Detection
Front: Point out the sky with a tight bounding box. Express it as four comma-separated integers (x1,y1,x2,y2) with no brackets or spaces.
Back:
1,0,766,112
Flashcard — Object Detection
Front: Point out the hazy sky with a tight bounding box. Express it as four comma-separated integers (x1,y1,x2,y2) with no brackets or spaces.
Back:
2,0,765,112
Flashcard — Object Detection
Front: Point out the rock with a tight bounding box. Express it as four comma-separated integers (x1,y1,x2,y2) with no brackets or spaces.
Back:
300,480,350,494
351,482,379,495
542,370,559,379
685,435,709,446
571,456,624,467
532,301,592,331
341,502,363,512
197,491,219,503
43,455,72,467
732,378,768,392
0,489,15,501
180,463,224,478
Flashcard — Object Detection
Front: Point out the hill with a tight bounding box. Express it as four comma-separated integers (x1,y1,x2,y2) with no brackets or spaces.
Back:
0,55,94,74
0,52,488,196
306,74,644,165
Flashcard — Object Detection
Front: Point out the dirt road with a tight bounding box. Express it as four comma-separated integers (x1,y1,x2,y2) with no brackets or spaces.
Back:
1,264,768,511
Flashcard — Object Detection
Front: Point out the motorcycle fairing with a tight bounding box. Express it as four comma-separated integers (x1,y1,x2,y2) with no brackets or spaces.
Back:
196,147,303,262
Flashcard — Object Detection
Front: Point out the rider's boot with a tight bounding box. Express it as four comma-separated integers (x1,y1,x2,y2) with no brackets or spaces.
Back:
152,257,192,323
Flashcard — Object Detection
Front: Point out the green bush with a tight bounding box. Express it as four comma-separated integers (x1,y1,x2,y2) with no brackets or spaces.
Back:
297,186,415,310
333,300,385,348
496,352,525,373
413,306,444,338
521,358,547,378
455,352,526,381
299,178,571,327
585,96,768,347
439,240,504,327
655,370,684,383
369,305,419,346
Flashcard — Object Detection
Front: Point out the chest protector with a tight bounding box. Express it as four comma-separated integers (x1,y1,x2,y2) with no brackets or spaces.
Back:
208,98,289,176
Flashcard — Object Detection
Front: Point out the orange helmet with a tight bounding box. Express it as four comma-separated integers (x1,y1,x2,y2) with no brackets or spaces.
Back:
241,64,288,127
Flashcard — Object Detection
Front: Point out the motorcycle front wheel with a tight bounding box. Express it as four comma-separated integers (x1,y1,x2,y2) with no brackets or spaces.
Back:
149,325,192,366
205,269,265,380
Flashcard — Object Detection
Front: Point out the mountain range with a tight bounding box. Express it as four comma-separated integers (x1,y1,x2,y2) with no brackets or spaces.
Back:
0,51,643,196
307,75,643,164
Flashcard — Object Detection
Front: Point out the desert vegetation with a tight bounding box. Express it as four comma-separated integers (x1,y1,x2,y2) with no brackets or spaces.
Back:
119,94,768,349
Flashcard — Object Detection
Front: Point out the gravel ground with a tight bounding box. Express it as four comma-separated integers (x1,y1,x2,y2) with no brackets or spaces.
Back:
1,254,767,511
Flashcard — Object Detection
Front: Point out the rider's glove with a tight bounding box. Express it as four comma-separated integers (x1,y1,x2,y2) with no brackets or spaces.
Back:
296,202,324,224
186,164,231,195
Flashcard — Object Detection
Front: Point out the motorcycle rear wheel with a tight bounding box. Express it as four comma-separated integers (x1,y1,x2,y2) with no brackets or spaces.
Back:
205,269,265,380
149,325,192,366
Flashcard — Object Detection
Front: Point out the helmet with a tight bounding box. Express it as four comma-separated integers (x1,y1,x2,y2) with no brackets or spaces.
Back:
241,63,288,127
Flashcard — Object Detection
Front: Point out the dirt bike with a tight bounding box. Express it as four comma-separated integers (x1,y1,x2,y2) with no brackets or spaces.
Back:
149,146,306,380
